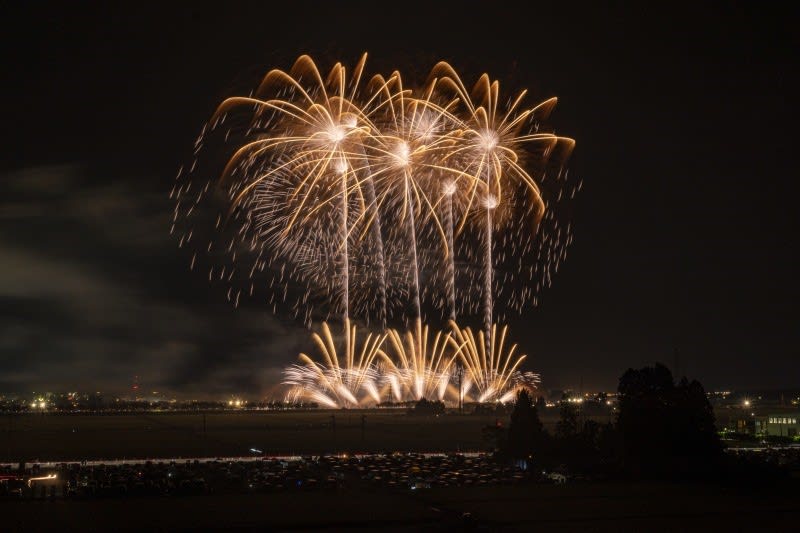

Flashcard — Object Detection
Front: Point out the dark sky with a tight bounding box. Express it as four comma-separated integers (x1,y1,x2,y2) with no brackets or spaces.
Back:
2,2,797,395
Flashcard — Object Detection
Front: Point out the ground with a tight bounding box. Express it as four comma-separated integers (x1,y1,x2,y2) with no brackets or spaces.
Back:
3,410,523,461
3,410,800,530
4,482,799,531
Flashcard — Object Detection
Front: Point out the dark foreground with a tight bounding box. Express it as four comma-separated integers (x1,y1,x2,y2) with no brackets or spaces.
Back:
4,482,799,531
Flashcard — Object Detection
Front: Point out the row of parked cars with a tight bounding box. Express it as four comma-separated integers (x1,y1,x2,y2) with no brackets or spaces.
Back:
727,445,800,474
0,453,535,500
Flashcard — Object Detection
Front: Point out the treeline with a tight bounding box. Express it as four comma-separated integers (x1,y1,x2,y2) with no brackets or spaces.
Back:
496,363,789,482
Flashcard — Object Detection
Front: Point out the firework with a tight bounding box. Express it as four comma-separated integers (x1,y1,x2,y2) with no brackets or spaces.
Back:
283,319,539,408
429,63,576,353
283,319,387,408
174,54,576,405
449,322,534,403
380,319,457,402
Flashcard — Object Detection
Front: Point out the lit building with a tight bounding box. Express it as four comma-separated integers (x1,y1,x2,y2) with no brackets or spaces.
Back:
765,413,799,437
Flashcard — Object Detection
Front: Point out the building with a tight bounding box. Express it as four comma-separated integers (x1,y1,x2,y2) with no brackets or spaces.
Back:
765,413,799,437
731,416,756,434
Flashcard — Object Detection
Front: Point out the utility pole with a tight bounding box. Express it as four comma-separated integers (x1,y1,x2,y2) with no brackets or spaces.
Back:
361,415,366,442
7,412,12,462
202,412,208,457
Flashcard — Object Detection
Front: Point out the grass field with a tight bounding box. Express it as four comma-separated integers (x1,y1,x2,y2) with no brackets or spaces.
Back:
1,409,544,462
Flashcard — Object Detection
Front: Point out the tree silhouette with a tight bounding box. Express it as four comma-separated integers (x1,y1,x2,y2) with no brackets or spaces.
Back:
412,398,445,415
617,363,721,478
505,390,547,461
556,402,579,440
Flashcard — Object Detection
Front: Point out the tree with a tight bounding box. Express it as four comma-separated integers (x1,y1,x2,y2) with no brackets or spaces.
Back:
505,390,547,461
672,377,722,459
412,398,445,415
535,396,546,409
616,363,722,478
556,402,579,440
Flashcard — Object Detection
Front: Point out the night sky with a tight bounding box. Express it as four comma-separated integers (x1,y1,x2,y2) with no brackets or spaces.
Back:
2,2,796,395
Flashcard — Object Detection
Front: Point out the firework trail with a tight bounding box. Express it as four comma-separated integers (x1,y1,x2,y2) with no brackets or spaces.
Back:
355,142,388,329
484,195,494,357
442,183,457,321
364,71,463,324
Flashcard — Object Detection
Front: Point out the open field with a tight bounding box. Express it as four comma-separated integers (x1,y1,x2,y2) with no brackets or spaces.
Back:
1,409,545,462
5,482,799,531
0,406,775,463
